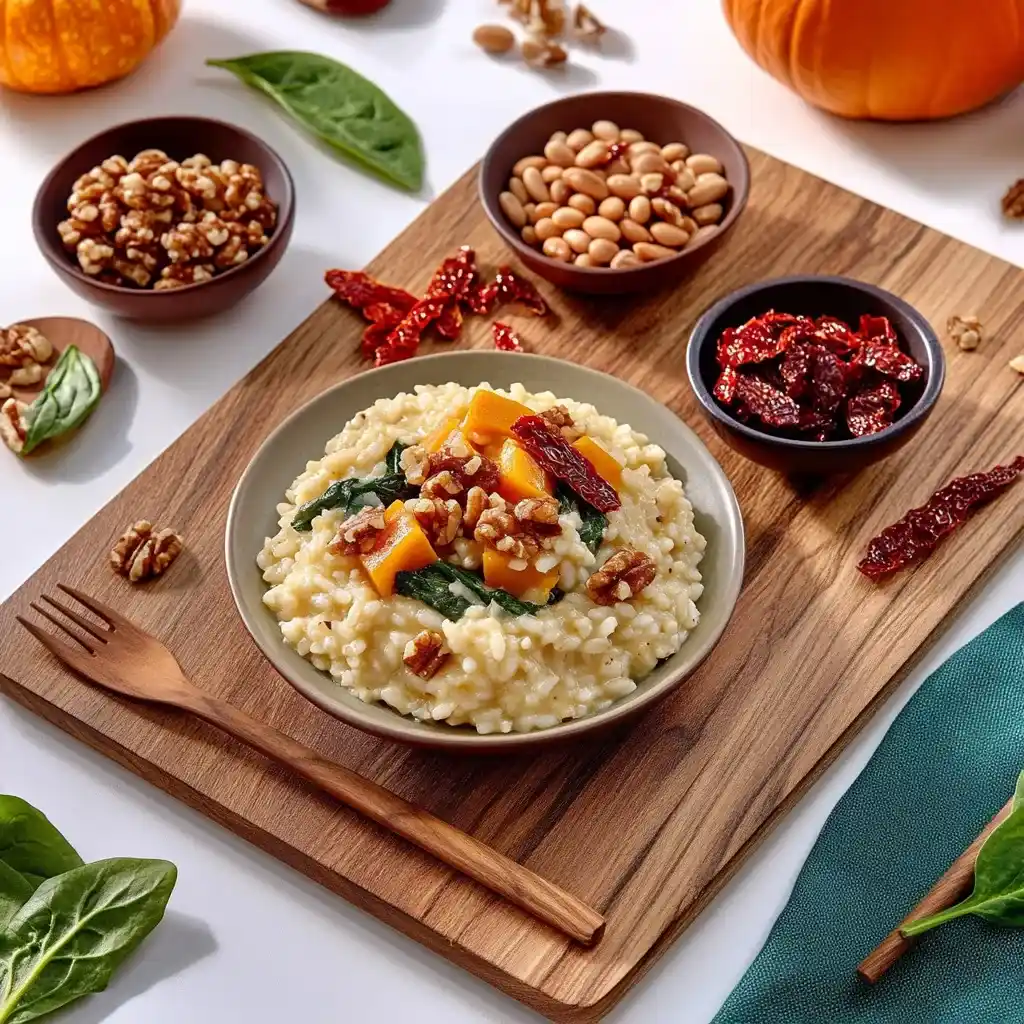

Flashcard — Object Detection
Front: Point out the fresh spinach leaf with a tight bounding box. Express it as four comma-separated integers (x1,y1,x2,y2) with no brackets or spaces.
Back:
0,864,32,935
207,52,424,191
902,770,1024,937
291,471,414,532
556,483,607,554
395,562,545,621
21,347,101,456
385,440,408,475
0,858,177,1024
0,797,82,890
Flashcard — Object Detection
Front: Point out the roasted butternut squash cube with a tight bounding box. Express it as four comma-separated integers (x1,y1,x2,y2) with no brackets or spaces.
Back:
496,439,554,503
361,500,437,597
572,436,623,489
421,411,466,454
461,390,532,448
483,548,559,601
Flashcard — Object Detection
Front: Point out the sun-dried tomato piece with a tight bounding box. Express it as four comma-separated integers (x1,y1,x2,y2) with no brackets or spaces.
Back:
717,312,811,368
858,314,898,345
808,345,847,415
470,266,548,317
373,296,448,367
360,302,406,358
733,375,802,429
797,409,835,441
858,456,1024,580
493,322,524,351
426,246,479,303
511,415,620,512
846,380,901,437
713,366,740,404
325,269,417,312
855,342,924,383
435,301,463,340
780,343,813,400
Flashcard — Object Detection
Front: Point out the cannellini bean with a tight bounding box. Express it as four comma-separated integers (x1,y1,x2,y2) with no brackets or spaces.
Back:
619,128,644,144
679,215,699,234
509,176,528,204
628,195,651,223
651,197,683,226
562,167,609,199
542,236,572,261
661,142,689,163
582,215,621,242
632,152,670,176
606,173,641,200
675,168,697,192
598,196,626,221
692,202,724,226
541,164,563,183
521,225,538,245
566,128,594,151
650,221,690,247
574,253,595,267
687,224,720,246
633,241,677,262
640,172,665,195
628,141,661,159
522,165,550,202
587,237,619,264
513,155,546,177
592,119,620,141
549,178,571,205
550,130,567,143
552,206,586,229
534,217,560,241
533,201,558,220
575,139,610,168
545,139,576,167
563,228,592,253
687,172,729,207
568,193,596,214
610,249,641,268
499,191,527,227
686,153,723,175
606,158,631,176
620,217,652,244
523,202,536,220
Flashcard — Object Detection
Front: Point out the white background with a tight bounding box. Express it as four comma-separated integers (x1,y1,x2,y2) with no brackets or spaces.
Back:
2,1,1023,1021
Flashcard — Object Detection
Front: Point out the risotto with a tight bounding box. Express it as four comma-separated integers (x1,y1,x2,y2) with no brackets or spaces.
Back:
257,382,706,734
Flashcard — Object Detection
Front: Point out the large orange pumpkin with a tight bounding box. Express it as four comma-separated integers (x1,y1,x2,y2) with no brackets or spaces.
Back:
722,0,1024,121
0,0,181,94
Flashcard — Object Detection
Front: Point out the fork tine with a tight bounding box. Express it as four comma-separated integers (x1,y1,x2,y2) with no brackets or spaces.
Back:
39,594,110,643
17,615,96,675
56,583,129,629
30,602,97,654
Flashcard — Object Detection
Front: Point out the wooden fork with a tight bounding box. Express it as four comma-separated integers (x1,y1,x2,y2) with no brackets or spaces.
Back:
17,584,605,946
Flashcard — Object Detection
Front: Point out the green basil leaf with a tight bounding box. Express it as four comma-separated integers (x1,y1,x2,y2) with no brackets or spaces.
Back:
21,347,102,456
0,858,177,1024
0,796,82,890
0,864,33,935
207,52,424,191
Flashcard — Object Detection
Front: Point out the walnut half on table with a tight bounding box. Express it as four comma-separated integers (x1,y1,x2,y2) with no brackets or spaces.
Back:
110,521,184,583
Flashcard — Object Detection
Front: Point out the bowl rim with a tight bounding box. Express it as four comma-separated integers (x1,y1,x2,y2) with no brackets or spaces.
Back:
685,273,946,451
225,351,746,751
478,90,751,278
32,115,296,298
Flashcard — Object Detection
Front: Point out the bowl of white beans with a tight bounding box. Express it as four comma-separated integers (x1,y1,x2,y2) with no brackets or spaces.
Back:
480,91,750,295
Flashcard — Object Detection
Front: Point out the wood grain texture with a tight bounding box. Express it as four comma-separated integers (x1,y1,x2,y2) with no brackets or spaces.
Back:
2,148,1023,1021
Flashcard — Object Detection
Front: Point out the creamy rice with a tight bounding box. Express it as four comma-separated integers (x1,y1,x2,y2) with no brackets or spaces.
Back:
257,382,706,734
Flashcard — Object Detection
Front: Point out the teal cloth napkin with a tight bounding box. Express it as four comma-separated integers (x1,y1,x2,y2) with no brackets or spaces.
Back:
714,604,1024,1024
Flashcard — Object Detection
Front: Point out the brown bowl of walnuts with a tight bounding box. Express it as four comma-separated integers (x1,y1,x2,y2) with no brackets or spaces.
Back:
480,92,750,295
32,116,296,323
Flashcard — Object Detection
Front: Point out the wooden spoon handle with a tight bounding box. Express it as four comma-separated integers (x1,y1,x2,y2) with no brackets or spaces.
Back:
858,796,1013,982
184,688,605,945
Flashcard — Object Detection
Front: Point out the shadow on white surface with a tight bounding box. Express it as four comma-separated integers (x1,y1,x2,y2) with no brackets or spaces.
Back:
68,910,218,1024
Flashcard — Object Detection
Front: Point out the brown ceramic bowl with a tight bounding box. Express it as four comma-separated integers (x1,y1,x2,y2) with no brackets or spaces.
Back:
33,116,295,322
686,275,945,475
479,92,750,295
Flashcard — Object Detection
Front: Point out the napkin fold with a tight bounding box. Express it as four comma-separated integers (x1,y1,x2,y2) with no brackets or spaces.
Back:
714,604,1024,1024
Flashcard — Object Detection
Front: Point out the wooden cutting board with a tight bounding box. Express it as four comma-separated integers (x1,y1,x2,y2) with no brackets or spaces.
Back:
2,150,1023,1022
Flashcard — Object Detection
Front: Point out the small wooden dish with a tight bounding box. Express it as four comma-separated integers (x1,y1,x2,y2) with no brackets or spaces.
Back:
7,316,115,404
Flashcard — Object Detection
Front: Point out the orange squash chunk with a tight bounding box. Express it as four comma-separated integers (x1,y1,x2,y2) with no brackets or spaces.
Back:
361,500,437,597
496,439,554,503
483,548,559,601
572,436,623,489
421,410,466,454
461,390,532,448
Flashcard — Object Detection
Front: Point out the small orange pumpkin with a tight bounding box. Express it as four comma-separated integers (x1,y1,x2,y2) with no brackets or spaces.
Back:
722,0,1024,121
0,0,181,95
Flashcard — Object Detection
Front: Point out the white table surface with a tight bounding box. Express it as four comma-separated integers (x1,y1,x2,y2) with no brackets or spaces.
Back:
2,2,1022,1020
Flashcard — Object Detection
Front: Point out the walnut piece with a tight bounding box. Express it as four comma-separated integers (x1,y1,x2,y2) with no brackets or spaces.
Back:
0,382,10,401
422,444,500,499
522,36,568,66
329,506,388,556
463,486,490,532
573,3,605,42
399,443,430,486
513,495,561,535
947,314,983,352
474,493,561,560
110,521,184,583
403,629,450,680
539,404,582,442
586,548,656,605
0,398,28,454
0,324,53,367
1003,179,1024,219
405,497,462,547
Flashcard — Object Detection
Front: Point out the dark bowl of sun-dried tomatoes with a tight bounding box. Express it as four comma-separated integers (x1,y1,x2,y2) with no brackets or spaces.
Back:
686,275,945,475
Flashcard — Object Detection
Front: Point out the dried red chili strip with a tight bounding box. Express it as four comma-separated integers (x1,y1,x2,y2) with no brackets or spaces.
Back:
511,415,621,512
855,342,924,383
733,375,802,429
324,269,417,313
858,456,1024,580
846,380,900,437
493,322,524,351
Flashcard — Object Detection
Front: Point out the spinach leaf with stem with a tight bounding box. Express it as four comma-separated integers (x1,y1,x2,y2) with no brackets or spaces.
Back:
206,52,424,191
0,797,82,891
20,347,101,456
902,770,1024,937
0,865,32,936
556,483,607,554
0,859,177,1024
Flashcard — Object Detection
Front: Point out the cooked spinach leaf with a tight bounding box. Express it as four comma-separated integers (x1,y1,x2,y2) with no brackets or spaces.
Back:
206,52,424,191
433,562,543,616
395,562,545,621
902,770,1024,937
21,347,102,456
385,440,408,475
556,483,607,553
291,470,414,531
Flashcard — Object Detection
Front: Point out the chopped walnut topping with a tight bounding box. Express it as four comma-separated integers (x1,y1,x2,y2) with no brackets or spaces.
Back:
573,3,605,41
0,398,28,453
463,486,490,532
421,469,464,499
406,497,462,547
1010,354,1024,375
522,36,568,66
400,443,430,485
586,548,656,605
1003,179,1024,220
329,506,388,555
110,521,184,582
513,495,561,535
539,404,582,442
474,493,561,560
0,324,53,368
403,629,450,680
947,315,983,352
423,446,500,499
8,363,44,387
